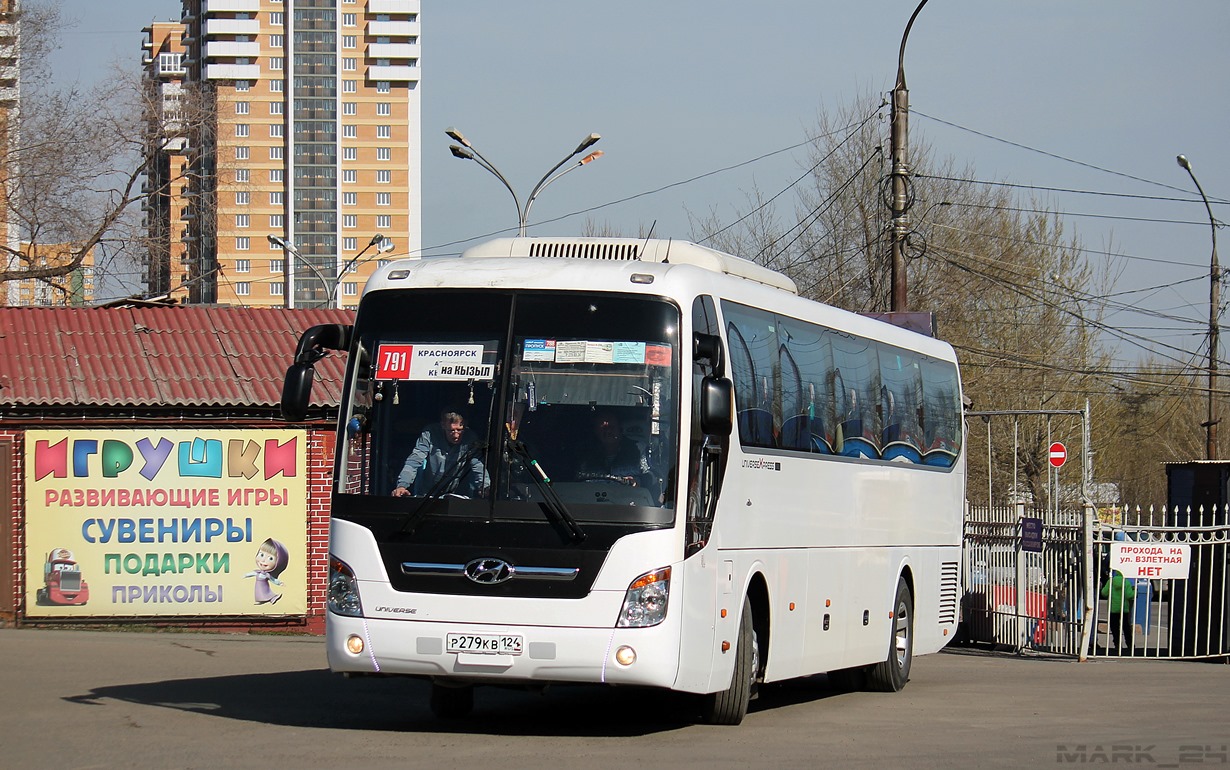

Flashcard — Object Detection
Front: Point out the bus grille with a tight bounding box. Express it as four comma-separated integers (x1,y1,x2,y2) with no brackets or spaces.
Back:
528,242,641,261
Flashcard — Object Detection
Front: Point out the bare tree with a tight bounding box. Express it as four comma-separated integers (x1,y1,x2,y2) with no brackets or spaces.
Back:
0,5,212,302
694,92,1116,506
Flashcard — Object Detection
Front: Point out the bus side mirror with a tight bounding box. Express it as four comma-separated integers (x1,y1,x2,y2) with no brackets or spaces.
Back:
294,323,351,363
694,333,725,378
281,323,353,422
281,362,315,421
700,376,733,437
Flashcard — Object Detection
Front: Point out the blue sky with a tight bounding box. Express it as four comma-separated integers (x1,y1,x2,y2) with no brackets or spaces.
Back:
49,1,1230,366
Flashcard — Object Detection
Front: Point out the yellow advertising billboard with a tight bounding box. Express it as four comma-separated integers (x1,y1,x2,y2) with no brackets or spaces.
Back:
24,429,309,618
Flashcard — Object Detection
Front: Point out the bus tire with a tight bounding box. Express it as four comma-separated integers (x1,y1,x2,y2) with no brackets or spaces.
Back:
867,577,913,692
429,682,474,719
700,597,758,725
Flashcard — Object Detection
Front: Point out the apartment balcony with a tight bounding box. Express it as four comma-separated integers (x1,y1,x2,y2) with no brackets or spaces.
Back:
368,0,418,14
367,42,418,60
205,40,260,59
157,60,187,77
204,63,261,80
201,0,260,14
203,18,260,36
367,20,418,37
367,64,418,82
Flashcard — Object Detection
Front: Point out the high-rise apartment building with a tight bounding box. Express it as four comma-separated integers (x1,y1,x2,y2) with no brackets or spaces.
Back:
143,0,421,308
142,20,191,303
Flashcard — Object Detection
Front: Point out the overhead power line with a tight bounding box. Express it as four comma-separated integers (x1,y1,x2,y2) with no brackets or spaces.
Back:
913,110,1230,204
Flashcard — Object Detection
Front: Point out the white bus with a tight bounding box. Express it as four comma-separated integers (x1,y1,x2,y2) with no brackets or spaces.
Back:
282,236,965,725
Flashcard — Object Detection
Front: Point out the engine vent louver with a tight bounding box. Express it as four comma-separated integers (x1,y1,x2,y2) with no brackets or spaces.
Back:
528,241,641,262
938,561,959,625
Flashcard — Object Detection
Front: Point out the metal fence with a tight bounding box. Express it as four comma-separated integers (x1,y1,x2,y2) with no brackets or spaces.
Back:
961,504,1230,661
1088,507,1230,660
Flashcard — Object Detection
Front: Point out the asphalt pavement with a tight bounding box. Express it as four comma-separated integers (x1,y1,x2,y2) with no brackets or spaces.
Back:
1,628,1227,769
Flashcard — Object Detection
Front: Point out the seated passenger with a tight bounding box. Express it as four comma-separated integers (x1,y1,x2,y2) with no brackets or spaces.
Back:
576,411,657,496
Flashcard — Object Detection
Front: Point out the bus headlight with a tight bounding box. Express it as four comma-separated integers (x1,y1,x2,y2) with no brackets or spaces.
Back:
328,556,363,617
617,566,671,628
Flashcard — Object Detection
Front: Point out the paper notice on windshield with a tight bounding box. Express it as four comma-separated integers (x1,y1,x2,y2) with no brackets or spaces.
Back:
646,344,672,366
613,341,646,364
554,340,587,363
522,339,556,362
584,341,615,363
531,339,670,366
375,343,493,381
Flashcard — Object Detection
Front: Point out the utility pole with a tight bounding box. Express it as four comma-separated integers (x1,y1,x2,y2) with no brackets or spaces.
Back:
889,0,930,313
1178,154,1220,460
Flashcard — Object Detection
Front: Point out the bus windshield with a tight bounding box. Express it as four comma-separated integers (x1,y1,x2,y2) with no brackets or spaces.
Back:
336,290,680,526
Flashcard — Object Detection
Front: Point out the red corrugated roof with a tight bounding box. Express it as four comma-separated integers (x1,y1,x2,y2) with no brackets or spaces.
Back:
0,306,352,410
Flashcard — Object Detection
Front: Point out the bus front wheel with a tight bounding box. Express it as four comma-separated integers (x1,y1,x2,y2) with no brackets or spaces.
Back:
867,577,913,692
700,596,758,725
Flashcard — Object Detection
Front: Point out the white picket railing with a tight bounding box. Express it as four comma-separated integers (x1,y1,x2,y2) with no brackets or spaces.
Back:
962,504,1230,660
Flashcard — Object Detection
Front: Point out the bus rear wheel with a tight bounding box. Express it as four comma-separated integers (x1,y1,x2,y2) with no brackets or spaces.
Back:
429,682,474,719
867,578,913,692
700,597,758,725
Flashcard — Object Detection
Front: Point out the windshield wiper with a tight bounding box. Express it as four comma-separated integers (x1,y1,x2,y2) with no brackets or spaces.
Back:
505,436,587,543
399,441,488,534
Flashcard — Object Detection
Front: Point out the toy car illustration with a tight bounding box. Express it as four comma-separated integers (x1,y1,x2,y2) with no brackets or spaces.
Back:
37,547,90,606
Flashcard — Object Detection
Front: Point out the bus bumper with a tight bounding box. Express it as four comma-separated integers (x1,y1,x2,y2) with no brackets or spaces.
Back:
326,612,683,689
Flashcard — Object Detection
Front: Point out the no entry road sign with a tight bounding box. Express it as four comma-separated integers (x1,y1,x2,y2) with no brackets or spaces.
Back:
1049,442,1067,468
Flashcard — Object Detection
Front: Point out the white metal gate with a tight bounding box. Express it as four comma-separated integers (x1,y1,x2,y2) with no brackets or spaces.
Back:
962,503,1087,657
961,503,1230,660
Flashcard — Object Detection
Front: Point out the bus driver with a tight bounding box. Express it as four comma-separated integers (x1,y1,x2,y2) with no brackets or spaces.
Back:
392,410,488,497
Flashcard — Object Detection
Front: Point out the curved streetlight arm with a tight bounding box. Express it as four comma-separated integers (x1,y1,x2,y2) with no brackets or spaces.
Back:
523,134,601,235
448,140,522,232
523,150,604,234
1178,155,1221,257
268,234,332,308
897,0,931,90
446,128,601,237
328,234,393,306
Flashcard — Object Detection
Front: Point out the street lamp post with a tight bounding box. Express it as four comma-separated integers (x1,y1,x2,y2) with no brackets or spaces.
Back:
446,127,602,236
268,233,392,309
1177,154,1222,460
331,233,395,307
889,0,931,313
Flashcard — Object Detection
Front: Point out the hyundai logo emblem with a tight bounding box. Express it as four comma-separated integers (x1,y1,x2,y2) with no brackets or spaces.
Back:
464,558,514,584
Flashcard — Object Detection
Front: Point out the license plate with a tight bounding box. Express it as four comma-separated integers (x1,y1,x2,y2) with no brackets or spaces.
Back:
446,632,523,656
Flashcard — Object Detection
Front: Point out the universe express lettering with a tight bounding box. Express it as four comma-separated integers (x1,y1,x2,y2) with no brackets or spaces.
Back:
81,517,254,544
33,436,299,482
